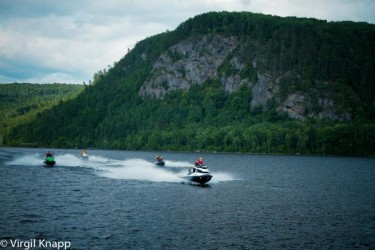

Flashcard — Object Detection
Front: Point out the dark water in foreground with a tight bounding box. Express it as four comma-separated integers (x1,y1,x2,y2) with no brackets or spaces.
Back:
0,148,374,249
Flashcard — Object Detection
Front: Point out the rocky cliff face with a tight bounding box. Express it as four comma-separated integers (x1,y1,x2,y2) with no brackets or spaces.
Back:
139,34,355,121
139,35,239,98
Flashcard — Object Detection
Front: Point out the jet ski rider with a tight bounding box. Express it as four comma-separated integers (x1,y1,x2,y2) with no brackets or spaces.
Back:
156,154,163,161
195,157,204,167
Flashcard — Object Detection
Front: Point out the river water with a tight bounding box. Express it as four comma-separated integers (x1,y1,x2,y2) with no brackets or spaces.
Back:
0,147,374,249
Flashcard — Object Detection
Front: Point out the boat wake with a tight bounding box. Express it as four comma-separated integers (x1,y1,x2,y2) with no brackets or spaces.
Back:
6,153,110,168
6,154,237,184
99,158,182,183
7,154,43,167
164,160,193,168
208,172,236,183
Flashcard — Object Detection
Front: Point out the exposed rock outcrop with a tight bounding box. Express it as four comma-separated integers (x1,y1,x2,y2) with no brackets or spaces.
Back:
250,73,277,109
139,34,355,121
277,93,307,120
139,35,239,99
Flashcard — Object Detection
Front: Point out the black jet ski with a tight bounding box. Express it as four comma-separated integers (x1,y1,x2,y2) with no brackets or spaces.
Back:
155,159,165,166
44,156,56,167
181,164,212,184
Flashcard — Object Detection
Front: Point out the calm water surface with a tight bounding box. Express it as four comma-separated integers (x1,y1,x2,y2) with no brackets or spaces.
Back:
1,148,374,249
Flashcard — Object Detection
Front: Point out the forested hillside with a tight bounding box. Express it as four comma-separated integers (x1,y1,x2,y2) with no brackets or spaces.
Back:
8,12,375,155
0,83,83,145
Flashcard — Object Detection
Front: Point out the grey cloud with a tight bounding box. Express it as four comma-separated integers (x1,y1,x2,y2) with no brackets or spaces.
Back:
0,0,374,84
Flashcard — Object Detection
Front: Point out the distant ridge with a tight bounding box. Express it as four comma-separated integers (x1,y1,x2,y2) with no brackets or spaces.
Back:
0,83,83,145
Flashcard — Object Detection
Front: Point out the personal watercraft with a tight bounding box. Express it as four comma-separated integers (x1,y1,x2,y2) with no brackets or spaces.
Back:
155,154,165,166
155,159,165,166
44,156,56,167
81,152,88,159
181,164,212,184
81,149,88,159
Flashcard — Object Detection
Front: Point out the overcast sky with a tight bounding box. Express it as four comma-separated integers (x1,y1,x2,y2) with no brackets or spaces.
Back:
0,0,374,84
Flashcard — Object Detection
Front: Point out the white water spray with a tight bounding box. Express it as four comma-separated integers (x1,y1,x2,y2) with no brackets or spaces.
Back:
164,160,193,168
6,154,237,184
7,154,43,167
209,172,237,183
99,158,183,183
